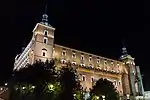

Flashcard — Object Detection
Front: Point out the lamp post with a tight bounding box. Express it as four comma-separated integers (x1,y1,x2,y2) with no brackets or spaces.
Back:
102,95,105,100
126,94,130,100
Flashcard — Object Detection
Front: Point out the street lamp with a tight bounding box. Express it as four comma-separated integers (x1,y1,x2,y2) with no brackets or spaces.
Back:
31,86,35,89
48,84,54,91
5,83,8,86
102,95,105,100
95,96,99,100
0,88,3,91
126,94,130,100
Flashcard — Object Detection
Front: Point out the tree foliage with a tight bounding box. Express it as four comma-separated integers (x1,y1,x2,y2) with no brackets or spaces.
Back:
10,59,82,100
90,78,119,100
58,62,82,100
10,59,61,100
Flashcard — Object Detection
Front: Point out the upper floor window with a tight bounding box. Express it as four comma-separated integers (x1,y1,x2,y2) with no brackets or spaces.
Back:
91,76,94,82
111,61,114,66
62,50,66,56
44,37,48,44
72,61,76,65
97,58,100,63
89,56,92,62
118,81,121,85
82,75,86,81
81,63,85,67
72,51,76,58
114,80,117,86
81,54,84,60
43,52,46,56
104,61,107,65
61,59,66,64
44,30,48,36
42,48,47,57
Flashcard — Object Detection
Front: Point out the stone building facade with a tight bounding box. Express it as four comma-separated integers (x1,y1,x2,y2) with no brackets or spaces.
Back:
13,13,144,97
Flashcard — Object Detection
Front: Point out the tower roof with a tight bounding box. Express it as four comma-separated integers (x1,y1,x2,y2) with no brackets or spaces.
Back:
40,5,53,27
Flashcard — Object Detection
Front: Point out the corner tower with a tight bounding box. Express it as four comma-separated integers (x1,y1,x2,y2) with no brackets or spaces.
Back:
120,46,137,97
31,13,55,62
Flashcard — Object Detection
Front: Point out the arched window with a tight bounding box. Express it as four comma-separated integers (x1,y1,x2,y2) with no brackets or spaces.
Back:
43,37,48,44
91,76,94,82
44,30,48,36
42,48,47,57
82,75,86,81
81,54,84,60
97,57,100,63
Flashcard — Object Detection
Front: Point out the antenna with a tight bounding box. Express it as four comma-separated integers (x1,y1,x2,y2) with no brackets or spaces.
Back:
121,39,128,55
45,4,47,14
122,39,126,48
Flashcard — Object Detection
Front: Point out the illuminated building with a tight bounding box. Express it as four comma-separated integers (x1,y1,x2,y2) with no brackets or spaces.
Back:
13,12,144,98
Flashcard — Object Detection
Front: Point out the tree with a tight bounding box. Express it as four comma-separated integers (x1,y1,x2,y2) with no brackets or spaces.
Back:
58,63,82,100
10,59,61,100
90,78,119,100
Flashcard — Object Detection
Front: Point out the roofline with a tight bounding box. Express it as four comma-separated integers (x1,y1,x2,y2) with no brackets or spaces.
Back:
32,23,55,32
54,44,123,63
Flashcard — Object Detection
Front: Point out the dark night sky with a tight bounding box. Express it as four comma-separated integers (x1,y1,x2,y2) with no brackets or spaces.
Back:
0,0,150,90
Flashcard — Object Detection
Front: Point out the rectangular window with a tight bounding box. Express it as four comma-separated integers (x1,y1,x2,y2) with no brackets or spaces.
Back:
91,76,94,82
81,63,85,67
81,55,84,60
82,75,86,81
72,61,76,65
62,51,66,56
44,30,48,36
97,59,100,63
72,53,76,58
104,61,107,65
43,52,45,56
61,59,66,64
89,56,92,61
44,37,48,44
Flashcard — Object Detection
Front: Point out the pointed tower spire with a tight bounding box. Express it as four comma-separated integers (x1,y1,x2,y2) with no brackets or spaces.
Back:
122,39,128,55
40,4,52,26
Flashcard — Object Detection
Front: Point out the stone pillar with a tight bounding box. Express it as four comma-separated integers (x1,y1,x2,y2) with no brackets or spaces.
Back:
122,73,130,95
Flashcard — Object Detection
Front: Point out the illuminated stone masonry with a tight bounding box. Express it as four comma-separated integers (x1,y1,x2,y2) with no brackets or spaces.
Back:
14,13,145,98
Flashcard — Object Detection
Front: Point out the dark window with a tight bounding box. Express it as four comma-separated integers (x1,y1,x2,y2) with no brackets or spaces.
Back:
72,53,75,58
44,31,48,36
62,51,66,56
62,60,65,64
82,76,86,81
81,56,84,60
43,52,45,56
44,39,47,44
118,81,121,85
91,77,94,82
89,57,92,61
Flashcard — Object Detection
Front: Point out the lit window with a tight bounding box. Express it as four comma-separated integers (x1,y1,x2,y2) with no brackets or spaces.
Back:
111,62,114,66
62,51,66,56
118,81,121,85
89,56,92,61
44,30,48,36
43,37,48,44
89,64,93,68
82,75,86,81
61,59,66,64
97,59,100,63
72,61,76,65
72,51,76,58
104,61,107,65
114,81,117,85
91,76,94,82
81,63,85,67
81,55,84,60
42,48,47,57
